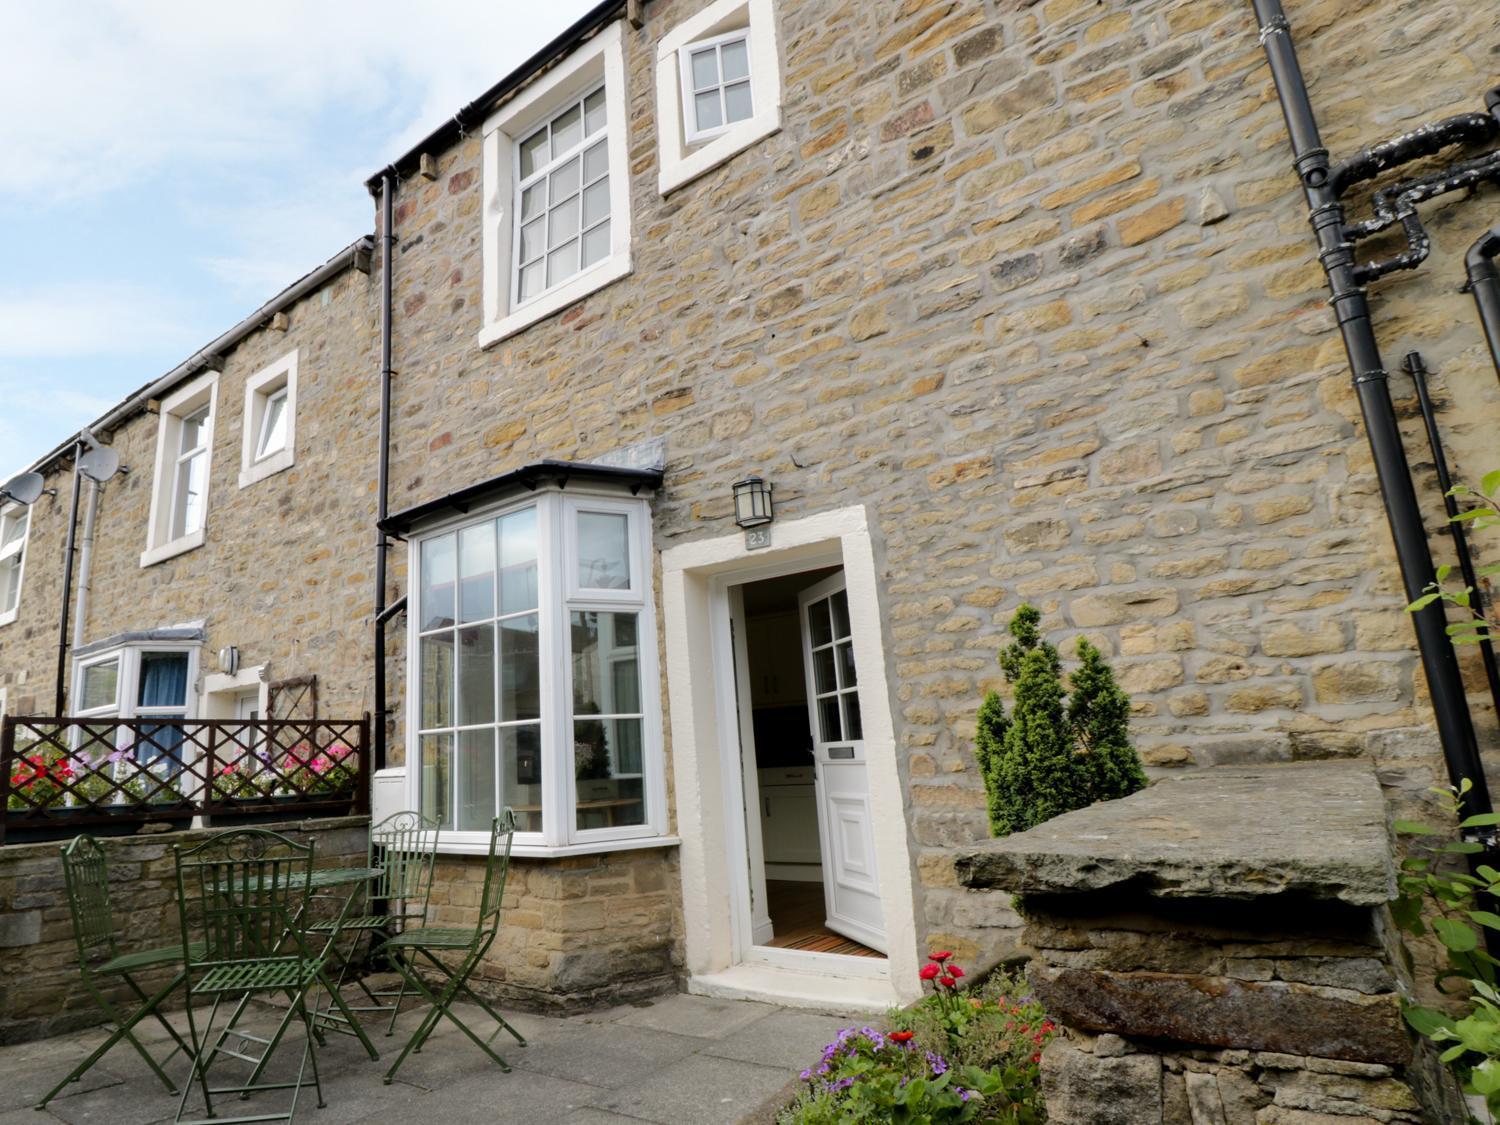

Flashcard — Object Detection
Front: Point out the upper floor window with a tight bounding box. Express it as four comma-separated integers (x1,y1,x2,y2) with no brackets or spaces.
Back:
655,0,781,195
0,502,28,627
239,349,298,488
407,488,664,854
143,370,217,566
479,21,633,348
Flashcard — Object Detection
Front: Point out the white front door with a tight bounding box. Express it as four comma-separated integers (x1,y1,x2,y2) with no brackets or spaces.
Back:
799,572,886,953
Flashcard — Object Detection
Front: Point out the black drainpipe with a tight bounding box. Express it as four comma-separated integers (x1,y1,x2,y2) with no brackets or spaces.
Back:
53,438,84,715
373,172,396,772
1465,224,1500,383
1250,0,1492,821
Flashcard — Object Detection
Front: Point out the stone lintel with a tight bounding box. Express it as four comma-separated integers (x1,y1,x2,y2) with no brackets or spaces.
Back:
953,762,1395,906
1031,965,1410,1066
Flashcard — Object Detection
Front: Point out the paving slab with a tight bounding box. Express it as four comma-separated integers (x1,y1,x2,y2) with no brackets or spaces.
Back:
700,1006,854,1070
595,1052,796,1125
507,1024,704,1089
610,993,779,1041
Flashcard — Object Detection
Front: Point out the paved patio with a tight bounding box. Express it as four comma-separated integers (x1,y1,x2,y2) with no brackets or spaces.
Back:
1,990,858,1125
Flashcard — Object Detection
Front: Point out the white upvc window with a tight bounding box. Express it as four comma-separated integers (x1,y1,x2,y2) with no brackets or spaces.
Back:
655,0,781,195
73,642,200,771
0,502,30,627
143,370,218,566
679,30,754,144
239,349,298,488
406,488,666,855
479,20,633,349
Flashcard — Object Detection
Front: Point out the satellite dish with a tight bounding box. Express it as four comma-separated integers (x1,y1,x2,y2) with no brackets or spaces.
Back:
0,471,44,506
78,445,121,483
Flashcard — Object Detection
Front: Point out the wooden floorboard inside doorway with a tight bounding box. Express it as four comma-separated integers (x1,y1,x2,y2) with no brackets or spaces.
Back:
763,879,883,958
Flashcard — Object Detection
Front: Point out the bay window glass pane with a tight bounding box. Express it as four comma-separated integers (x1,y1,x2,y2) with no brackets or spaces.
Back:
583,87,607,135
421,733,452,829
690,47,718,90
576,511,630,590
500,615,541,722
81,660,120,711
551,103,582,157
457,625,496,727
503,725,544,832
581,222,611,269
725,80,753,124
419,633,454,730
456,728,497,831
518,127,547,180
419,534,456,631
459,523,496,623
138,653,189,707
499,508,539,614
575,718,645,831
572,612,640,716
721,38,749,81
582,140,608,184
694,90,722,132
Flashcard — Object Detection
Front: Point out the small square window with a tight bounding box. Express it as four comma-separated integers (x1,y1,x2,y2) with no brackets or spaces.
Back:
680,32,755,144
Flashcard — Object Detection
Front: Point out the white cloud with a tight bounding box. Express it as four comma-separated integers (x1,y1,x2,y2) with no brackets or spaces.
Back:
0,1,598,203
0,283,197,358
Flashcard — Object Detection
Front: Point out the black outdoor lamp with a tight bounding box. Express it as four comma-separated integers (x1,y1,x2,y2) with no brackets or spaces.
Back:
732,477,774,529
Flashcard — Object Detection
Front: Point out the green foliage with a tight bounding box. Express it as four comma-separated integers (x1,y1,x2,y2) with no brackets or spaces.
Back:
778,969,1053,1125
975,605,1146,837
1392,780,1500,1118
1407,471,1500,647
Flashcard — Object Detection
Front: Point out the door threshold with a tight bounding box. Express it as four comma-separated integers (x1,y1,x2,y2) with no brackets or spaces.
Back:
689,962,900,1014
746,944,888,978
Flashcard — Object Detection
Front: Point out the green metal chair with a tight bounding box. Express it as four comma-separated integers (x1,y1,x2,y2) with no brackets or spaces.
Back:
171,828,330,1125
308,809,441,1037
37,834,197,1108
377,809,526,1084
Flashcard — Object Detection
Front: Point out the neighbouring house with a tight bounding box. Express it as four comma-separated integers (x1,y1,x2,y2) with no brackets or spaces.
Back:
3,0,1499,1028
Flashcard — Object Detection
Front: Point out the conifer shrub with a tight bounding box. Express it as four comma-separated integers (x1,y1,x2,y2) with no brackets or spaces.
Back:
973,604,1146,836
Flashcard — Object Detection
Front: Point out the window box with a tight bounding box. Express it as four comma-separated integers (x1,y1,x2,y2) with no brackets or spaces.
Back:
479,21,633,349
405,485,667,855
655,0,782,195
239,350,297,488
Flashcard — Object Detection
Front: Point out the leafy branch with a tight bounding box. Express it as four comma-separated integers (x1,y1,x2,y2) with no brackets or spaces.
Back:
1408,469,1500,647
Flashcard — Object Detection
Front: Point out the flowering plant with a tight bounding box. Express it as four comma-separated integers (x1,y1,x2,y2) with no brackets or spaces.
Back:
7,751,75,810
280,743,358,796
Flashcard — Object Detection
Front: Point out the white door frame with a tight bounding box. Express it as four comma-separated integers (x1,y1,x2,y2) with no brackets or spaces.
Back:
661,505,922,1006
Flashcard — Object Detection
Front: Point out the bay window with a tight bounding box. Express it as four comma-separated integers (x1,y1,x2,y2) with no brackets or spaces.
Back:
73,642,199,771
408,490,664,852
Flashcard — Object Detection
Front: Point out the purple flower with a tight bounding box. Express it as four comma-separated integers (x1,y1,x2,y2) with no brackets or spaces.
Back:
958,1087,971,1102
926,1051,948,1076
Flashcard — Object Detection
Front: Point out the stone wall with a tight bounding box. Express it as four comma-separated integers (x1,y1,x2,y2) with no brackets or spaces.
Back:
955,763,1463,1123
0,816,369,1045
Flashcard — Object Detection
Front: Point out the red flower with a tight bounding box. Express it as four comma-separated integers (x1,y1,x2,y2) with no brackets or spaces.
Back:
929,951,952,962
889,1031,914,1043
919,963,940,981
939,976,957,989
947,965,965,979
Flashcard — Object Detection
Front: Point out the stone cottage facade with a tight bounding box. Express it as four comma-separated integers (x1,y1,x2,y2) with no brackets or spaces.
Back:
3,0,1499,1018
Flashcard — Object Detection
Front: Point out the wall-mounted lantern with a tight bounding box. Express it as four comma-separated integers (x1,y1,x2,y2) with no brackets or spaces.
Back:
732,476,774,529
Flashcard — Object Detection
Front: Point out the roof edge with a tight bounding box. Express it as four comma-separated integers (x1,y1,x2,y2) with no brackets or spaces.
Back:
29,235,375,478
364,0,627,193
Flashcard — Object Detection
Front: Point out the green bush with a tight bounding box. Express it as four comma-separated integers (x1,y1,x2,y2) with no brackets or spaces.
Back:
778,963,1053,1124
974,605,1145,837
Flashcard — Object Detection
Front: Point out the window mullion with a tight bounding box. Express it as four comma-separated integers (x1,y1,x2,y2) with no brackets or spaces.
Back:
538,496,570,847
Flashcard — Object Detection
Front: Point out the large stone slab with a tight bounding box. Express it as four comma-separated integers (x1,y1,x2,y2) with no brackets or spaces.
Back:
954,763,1395,905
1031,966,1410,1066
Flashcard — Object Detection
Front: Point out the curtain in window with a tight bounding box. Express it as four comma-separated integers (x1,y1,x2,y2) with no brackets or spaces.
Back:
137,653,189,770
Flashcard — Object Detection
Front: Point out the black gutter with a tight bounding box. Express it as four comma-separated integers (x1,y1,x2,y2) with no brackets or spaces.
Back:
373,175,396,773
53,440,84,714
1251,0,1492,821
1465,224,1500,383
379,461,663,539
363,0,624,193
1405,351,1500,726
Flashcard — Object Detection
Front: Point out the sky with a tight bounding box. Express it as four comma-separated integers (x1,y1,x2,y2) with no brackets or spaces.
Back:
0,0,597,480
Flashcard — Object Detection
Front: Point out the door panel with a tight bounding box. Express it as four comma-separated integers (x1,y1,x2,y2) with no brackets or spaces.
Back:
799,572,887,953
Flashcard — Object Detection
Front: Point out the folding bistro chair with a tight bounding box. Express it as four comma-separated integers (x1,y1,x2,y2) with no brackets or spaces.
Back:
172,828,330,1125
377,809,526,1084
307,809,440,1037
38,835,196,1108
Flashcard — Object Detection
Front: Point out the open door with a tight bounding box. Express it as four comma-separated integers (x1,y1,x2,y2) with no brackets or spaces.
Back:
798,572,886,954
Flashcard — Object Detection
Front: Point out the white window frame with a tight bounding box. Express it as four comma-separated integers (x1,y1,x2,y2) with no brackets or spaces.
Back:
404,486,668,857
143,370,218,567
0,501,30,628
655,0,781,195
678,29,755,145
72,643,201,774
479,21,633,349
239,349,297,488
